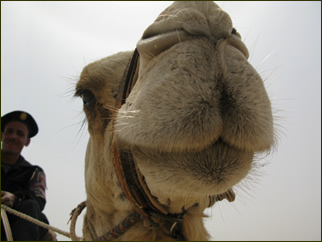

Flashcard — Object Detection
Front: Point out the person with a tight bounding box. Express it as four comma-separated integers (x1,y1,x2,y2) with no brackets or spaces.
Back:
1,111,56,241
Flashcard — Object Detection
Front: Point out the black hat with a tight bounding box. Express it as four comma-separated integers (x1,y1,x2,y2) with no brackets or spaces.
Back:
1,111,39,138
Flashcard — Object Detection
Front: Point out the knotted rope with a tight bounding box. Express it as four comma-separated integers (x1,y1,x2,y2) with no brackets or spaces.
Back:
1,207,13,241
1,204,81,240
69,201,86,241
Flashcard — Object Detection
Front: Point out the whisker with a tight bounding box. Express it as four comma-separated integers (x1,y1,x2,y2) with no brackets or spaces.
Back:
114,123,137,133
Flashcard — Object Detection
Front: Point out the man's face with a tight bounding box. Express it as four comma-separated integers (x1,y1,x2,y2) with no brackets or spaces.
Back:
1,121,30,155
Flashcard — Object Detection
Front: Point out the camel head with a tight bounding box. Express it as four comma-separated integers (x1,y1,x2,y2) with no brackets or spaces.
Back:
75,1,274,240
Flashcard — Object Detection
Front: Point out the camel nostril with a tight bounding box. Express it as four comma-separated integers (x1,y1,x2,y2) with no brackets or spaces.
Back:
137,30,192,59
227,34,249,59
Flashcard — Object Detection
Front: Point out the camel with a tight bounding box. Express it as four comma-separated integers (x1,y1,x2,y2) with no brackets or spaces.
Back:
75,1,274,240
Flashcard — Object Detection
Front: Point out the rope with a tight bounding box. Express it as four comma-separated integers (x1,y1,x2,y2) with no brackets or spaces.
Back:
69,201,86,241
1,204,79,240
1,208,13,241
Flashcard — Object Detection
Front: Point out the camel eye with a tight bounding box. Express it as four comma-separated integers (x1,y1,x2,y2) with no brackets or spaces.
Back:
80,90,96,107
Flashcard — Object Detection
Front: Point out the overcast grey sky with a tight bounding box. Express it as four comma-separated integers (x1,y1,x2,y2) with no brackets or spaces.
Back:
1,1,321,241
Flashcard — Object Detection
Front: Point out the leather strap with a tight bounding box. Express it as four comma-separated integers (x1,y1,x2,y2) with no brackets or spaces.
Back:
115,48,140,109
112,49,177,218
111,50,187,233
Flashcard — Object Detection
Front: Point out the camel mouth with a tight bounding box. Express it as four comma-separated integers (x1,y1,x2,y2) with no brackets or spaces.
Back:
117,10,273,155
113,0,272,211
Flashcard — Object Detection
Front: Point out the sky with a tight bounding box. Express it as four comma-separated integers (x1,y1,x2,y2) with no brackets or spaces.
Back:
1,1,321,241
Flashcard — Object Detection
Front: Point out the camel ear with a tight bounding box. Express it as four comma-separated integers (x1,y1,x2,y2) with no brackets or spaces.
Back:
25,138,31,147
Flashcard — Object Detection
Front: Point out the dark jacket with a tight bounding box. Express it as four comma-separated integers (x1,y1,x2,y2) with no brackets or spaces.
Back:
1,156,47,211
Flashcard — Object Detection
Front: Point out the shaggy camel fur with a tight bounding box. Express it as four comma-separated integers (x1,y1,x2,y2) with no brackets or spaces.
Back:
75,1,273,240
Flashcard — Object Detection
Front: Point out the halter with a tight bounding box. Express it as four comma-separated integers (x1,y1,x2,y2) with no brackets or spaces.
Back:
109,48,235,241
111,49,187,240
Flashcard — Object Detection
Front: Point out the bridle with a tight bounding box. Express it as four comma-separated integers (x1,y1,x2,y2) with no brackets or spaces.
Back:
109,48,235,241
111,49,187,240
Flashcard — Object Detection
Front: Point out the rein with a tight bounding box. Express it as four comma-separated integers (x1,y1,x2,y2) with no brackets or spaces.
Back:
111,49,187,240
